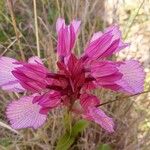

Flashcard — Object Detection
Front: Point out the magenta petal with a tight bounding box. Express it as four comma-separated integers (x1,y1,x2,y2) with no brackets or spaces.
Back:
64,54,78,72
0,57,25,92
56,18,80,58
90,61,119,78
83,25,129,60
34,91,61,108
83,32,113,60
6,95,47,129
12,63,50,92
96,72,122,85
105,25,129,52
98,39,120,59
83,107,114,133
80,94,100,109
116,60,145,94
101,84,121,91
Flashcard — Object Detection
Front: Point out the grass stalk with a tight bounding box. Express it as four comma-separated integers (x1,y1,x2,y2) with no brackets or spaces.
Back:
7,0,25,61
33,0,40,58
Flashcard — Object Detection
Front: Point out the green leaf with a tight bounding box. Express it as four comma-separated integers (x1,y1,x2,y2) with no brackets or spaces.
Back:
56,132,75,150
0,138,12,147
0,31,7,42
63,112,72,133
72,120,89,137
56,119,89,150
97,144,112,150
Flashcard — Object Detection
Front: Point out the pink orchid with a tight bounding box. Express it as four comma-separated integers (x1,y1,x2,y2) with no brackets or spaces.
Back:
0,18,145,132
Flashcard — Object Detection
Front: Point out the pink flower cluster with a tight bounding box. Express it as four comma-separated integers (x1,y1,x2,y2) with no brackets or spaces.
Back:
0,18,145,132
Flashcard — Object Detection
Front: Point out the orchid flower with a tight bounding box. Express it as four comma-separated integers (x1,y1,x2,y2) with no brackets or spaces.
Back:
0,18,145,133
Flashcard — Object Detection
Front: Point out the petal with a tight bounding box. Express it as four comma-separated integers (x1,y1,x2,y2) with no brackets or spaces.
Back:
116,60,145,94
83,25,128,60
98,39,120,59
83,32,113,60
83,107,114,133
105,25,122,41
105,25,129,52
96,72,122,85
33,91,61,108
57,25,75,58
100,84,121,91
80,94,100,110
56,18,65,33
71,20,81,33
28,56,43,64
90,31,102,42
64,54,78,73
0,57,25,92
90,61,119,78
56,18,80,58
6,95,47,129
56,18,80,34
82,81,96,91
12,63,50,92
86,61,123,91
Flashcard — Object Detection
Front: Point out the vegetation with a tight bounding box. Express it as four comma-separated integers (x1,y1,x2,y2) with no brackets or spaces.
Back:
0,0,149,149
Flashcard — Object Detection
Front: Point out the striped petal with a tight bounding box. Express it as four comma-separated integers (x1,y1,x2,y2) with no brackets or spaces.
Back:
90,61,119,78
80,94,100,110
12,63,50,92
0,57,25,92
105,25,129,52
56,18,80,58
82,25,128,60
83,107,114,133
33,91,61,111
116,60,145,94
6,95,47,129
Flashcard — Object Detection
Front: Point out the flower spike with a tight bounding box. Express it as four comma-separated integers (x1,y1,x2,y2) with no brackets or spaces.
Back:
0,18,145,133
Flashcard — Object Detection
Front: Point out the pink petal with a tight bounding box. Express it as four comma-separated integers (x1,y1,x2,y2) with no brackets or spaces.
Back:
105,25,121,41
105,25,129,52
90,31,102,42
100,84,121,91
56,18,80,58
56,18,65,33
90,61,119,78
0,57,25,92
6,95,47,129
57,26,75,58
83,25,129,60
83,107,114,133
82,81,96,91
96,72,122,87
12,63,50,92
71,20,81,33
83,32,113,60
28,56,43,64
80,94,100,110
98,39,120,59
116,60,145,94
33,91,61,108
64,54,78,72
56,18,80,34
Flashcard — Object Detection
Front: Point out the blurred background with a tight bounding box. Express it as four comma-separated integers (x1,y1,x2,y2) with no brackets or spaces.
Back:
0,0,150,149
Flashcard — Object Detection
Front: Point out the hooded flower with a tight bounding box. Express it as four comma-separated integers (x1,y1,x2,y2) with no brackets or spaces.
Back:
0,18,145,132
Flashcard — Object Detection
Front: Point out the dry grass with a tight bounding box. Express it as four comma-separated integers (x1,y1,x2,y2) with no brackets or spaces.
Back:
0,0,150,149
